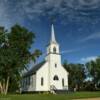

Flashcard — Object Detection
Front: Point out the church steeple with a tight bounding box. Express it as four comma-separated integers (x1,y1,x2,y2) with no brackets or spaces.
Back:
50,24,57,44
46,24,61,63
46,24,60,56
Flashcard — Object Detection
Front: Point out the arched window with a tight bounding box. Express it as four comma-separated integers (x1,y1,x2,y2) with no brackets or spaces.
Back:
53,47,56,53
41,77,44,86
53,75,59,81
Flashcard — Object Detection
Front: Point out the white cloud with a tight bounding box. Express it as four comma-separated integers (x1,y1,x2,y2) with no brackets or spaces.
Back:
0,0,100,26
22,0,100,24
80,56,97,63
61,47,85,54
61,49,78,54
79,32,100,42
0,1,11,28
17,0,100,22
0,0,24,29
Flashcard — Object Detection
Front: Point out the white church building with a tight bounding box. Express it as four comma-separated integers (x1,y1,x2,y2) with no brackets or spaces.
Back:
21,25,69,93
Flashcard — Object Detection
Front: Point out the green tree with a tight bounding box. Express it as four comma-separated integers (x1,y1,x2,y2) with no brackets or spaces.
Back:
86,57,100,89
0,25,41,95
63,61,85,91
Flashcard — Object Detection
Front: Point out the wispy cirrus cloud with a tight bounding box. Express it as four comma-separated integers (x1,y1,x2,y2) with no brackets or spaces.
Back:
0,0,100,27
20,0,100,21
0,0,24,28
61,46,86,54
79,32,100,43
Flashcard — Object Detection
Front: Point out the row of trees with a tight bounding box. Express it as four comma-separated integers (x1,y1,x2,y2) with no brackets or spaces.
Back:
63,62,86,91
63,57,100,91
0,25,41,95
86,57,100,89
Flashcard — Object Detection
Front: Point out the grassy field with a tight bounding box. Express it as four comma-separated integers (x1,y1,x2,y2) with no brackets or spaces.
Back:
0,92,100,100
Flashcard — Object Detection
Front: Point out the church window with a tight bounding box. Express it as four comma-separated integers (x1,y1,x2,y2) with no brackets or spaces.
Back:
53,75,59,81
21,80,23,87
24,79,25,87
53,47,56,53
27,77,28,85
62,78,64,86
25,78,27,86
27,77,30,85
55,64,57,68
31,76,33,86
41,77,44,86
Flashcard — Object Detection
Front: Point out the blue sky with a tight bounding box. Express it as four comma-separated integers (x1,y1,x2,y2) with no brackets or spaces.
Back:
0,0,100,64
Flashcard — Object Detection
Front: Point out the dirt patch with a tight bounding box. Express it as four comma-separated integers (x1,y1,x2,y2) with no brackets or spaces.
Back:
74,98,100,100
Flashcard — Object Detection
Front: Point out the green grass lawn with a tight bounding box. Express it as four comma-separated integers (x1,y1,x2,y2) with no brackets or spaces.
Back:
0,92,100,100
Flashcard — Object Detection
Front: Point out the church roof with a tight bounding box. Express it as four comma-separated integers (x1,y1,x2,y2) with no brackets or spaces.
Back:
23,61,46,77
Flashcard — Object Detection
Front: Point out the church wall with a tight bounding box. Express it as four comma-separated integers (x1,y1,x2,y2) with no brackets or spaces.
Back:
50,64,68,90
60,65,69,89
27,74,36,91
48,54,68,90
36,62,49,91
21,74,36,92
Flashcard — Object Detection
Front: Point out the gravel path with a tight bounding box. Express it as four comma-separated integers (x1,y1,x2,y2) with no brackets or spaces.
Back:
74,98,100,100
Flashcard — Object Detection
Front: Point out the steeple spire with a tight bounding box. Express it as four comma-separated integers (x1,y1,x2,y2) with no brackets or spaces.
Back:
51,24,57,43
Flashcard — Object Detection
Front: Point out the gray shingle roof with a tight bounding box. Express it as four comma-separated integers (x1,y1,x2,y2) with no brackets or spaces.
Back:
23,61,46,77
